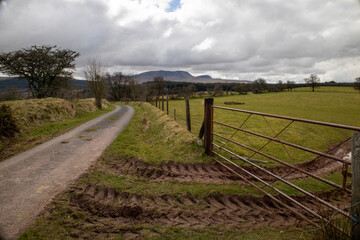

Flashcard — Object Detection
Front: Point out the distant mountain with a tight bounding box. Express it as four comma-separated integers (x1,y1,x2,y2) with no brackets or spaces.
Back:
135,70,194,82
197,75,212,79
135,70,250,83
0,77,28,90
0,71,251,92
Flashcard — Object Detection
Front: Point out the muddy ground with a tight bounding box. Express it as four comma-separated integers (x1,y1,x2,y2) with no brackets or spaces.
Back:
106,140,351,184
26,140,351,239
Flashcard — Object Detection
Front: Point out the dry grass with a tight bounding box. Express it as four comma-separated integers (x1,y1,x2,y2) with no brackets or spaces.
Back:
0,98,112,161
5,98,109,131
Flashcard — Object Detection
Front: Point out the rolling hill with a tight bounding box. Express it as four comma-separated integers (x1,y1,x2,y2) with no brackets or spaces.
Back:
134,70,250,83
0,77,87,92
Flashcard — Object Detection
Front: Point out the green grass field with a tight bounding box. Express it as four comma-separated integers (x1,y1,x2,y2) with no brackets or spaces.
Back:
166,88,360,165
293,86,359,93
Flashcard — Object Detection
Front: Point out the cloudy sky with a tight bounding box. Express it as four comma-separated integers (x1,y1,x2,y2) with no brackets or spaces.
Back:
0,0,360,82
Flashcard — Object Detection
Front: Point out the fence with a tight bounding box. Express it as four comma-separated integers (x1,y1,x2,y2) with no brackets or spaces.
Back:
202,98,360,237
153,95,193,132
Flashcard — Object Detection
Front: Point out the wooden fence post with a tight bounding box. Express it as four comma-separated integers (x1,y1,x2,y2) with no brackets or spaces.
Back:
198,121,204,139
185,98,191,132
162,95,164,111
174,109,176,120
204,98,214,156
352,132,360,240
155,98,158,107
166,95,169,115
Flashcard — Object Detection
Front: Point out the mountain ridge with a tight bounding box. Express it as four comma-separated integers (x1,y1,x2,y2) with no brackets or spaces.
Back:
134,70,250,83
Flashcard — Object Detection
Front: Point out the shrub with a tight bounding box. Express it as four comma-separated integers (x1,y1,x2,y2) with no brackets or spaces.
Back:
0,104,20,138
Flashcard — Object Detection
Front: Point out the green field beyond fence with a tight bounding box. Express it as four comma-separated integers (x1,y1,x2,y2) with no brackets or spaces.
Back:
167,88,360,165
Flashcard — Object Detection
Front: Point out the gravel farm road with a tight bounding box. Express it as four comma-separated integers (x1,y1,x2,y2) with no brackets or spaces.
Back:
0,105,134,240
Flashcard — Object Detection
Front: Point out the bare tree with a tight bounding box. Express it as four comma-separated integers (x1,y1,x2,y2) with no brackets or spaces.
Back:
144,82,155,102
354,77,360,92
213,83,223,96
305,74,320,92
128,76,139,101
277,80,284,92
178,85,193,98
84,59,107,109
286,80,296,91
153,76,165,97
0,45,79,98
107,72,128,101
252,78,267,93
233,84,248,95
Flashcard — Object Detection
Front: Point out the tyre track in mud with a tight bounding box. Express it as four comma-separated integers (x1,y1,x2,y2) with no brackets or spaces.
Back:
106,139,350,185
63,184,350,235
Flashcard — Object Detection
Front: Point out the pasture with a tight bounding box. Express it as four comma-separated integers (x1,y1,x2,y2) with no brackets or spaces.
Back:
167,88,360,165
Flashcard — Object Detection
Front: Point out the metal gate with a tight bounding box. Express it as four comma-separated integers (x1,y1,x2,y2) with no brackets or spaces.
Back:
202,98,360,233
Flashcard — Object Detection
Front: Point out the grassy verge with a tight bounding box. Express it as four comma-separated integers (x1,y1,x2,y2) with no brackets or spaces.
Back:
104,102,210,164
0,103,114,161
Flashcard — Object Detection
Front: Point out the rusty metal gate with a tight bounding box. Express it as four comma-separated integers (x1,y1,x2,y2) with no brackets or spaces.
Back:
202,98,360,231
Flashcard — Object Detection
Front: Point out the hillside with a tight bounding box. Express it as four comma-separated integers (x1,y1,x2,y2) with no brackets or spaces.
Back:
135,70,250,83
0,77,87,91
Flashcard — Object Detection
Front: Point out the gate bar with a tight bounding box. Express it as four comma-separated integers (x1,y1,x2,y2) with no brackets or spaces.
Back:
213,143,351,218
213,147,350,238
214,120,351,165
213,132,349,192
213,106,360,132
212,151,319,226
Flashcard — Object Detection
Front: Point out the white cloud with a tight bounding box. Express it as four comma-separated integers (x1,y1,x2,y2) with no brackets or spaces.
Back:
0,0,360,82
191,38,215,52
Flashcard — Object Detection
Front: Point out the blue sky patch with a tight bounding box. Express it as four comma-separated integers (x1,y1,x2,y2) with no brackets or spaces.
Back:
166,0,181,12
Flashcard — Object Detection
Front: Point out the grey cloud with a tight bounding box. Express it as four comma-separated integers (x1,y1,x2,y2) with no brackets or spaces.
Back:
0,0,359,81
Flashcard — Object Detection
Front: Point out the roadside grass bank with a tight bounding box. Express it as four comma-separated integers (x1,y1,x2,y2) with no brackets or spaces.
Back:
0,98,113,161
167,90,360,165
18,102,349,239
104,102,209,164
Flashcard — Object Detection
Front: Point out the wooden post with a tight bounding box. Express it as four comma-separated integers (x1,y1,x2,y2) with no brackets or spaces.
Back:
352,132,360,240
185,97,191,132
204,98,214,156
162,95,164,111
198,121,204,139
155,98,158,107
166,95,169,115
174,109,176,120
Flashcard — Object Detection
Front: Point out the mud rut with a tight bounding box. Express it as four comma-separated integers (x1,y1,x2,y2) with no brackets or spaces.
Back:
107,140,350,184
46,141,351,238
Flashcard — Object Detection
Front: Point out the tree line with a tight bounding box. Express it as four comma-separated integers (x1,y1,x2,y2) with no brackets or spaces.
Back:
1,45,360,104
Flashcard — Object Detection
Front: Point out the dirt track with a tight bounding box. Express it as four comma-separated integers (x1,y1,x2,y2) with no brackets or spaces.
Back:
0,105,134,240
